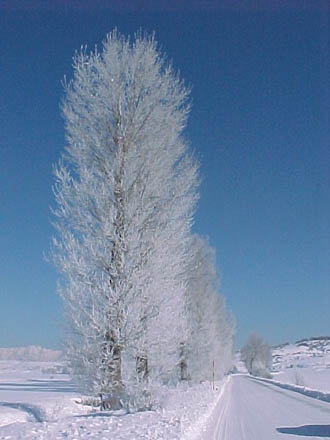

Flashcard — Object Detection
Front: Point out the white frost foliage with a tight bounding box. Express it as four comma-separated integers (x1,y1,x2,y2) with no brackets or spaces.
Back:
185,235,235,383
51,30,199,408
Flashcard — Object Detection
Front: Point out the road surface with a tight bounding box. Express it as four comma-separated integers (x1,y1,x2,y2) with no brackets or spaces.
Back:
202,375,330,439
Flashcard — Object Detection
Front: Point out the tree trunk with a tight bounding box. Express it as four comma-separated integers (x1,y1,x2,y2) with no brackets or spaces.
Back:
102,133,126,407
179,342,188,381
136,354,149,381
100,330,123,409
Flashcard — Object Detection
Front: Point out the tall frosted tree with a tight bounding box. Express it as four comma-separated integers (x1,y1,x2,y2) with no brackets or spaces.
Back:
52,31,198,408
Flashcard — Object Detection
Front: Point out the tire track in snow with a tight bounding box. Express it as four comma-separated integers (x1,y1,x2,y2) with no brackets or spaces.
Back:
199,375,232,440
211,377,232,440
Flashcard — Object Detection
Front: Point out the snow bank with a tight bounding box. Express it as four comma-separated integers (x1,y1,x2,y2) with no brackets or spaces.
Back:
272,367,330,392
166,379,225,439
182,376,229,440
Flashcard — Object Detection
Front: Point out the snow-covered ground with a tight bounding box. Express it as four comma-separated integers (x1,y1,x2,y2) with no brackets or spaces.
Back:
0,358,222,439
2,337,330,439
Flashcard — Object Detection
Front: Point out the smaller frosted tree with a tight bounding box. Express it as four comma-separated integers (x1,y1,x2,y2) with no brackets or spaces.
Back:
241,333,272,377
184,235,235,383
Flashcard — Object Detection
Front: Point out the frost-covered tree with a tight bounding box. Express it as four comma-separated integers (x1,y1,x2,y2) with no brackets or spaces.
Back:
241,333,272,377
51,30,198,408
211,293,235,379
185,235,235,383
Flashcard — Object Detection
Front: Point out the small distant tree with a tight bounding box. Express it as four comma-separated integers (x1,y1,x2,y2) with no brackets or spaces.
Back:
241,333,272,377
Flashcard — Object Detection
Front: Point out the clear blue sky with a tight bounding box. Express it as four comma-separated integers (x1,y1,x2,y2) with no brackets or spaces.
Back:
1,1,329,348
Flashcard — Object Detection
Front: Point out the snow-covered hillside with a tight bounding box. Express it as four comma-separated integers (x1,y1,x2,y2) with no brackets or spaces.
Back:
272,336,330,370
0,346,62,362
271,337,330,392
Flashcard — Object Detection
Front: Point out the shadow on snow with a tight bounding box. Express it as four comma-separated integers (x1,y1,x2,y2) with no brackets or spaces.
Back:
0,379,76,393
277,425,330,437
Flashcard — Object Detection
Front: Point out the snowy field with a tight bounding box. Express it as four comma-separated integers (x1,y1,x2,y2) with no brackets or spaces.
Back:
272,367,330,393
2,337,330,439
0,358,221,439
271,337,330,393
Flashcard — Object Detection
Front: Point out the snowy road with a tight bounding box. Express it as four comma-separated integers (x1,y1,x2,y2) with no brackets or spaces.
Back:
202,375,330,440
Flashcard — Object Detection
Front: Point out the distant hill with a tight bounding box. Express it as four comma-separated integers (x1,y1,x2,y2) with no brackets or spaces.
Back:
272,336,330,371
0,346,62,362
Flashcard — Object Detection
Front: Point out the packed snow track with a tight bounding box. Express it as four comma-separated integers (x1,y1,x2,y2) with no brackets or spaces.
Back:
202,375,330,440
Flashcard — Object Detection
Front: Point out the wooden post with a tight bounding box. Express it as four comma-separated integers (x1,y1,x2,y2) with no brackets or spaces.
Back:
212,360,215,391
